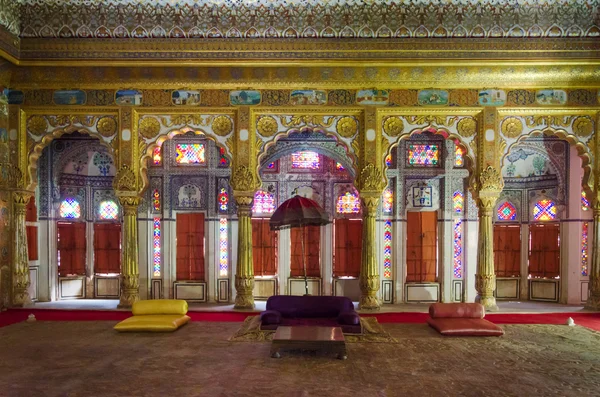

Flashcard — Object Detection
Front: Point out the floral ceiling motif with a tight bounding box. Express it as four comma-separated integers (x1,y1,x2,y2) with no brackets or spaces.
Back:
14,0,600,39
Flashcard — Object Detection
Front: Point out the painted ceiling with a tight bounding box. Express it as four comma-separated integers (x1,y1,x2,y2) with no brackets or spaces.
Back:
2,0,597,39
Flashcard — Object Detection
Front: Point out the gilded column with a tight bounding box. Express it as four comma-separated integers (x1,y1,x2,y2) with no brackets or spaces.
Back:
475,166,503,311
585,198,600,310
359,193,380,310
11,190,33,307
117,195,141,308
233,193,255,309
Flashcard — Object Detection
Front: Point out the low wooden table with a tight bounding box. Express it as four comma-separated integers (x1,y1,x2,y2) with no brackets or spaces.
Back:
270,326,347,360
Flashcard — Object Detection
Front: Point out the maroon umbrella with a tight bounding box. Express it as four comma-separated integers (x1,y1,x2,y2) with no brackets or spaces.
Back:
270,195,331,295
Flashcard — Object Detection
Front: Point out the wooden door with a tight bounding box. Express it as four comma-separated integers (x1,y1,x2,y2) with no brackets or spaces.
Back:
333,219,362,278
94,223,121,274
57,222,86,276
176,213,205,281
493,224,521,277
406,211,437,282
529,223,560,278
291,226,321,277
252,219,278,276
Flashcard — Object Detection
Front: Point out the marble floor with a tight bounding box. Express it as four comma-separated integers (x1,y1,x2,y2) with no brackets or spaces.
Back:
32,299,588,314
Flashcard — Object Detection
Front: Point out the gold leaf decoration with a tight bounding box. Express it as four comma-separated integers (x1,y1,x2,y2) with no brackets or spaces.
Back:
500,116,523,138
113,164,137,192
230,165,255,191
256,116,278,137
279,115,335,128
138,117,161,139
0,163,23,188
212,115,233,136
336,116,358,138
479,166,504,191
572,116,594,138
457,117,477,138
96,116,117,137
27,116,48,136
382,116,404,137
359,163,384,191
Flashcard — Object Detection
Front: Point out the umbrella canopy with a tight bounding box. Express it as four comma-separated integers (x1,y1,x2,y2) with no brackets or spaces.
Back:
270,195,331,231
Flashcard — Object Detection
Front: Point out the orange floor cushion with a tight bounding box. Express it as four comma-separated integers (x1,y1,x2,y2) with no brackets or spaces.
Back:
427,303,504,336
427,318,504,336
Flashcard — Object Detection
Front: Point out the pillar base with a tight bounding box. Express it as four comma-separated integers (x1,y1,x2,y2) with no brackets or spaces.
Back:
475,295,498,312
358,295,381,311
118,288,139,309
584,295,600,311
234,294,255,310
12,289,32,308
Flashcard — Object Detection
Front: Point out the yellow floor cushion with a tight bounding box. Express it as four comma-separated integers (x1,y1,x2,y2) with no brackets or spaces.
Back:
114,314,191,332
132,299,188,316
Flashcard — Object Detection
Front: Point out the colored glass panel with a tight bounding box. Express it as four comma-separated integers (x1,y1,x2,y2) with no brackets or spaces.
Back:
153,146,161,165
582,222,589,276
383,220,392,279
455,145,464,167
219,147,228,167
175,143,205,164
219,218,228,277
152,189,160,212
533,199,557,221
382,188,393,213
267,162,275,169
336,162,345,171
336,192,360,214
291,151,320,169
497,201,517,221
407,144,439,166
153,217,161,277
59,198,81,219
98,200,118,220
453,218,463,278
385,154,392,167
252,190,275,214
582,191,590,211
453,191,463,214
218,188,229,212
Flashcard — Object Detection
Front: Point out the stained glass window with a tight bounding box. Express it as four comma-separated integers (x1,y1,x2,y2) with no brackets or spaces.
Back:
291,151,320,169
383,220,392,279
252,190,275,214
175,143,205,164
98,200,118,220
59,198,81,219
336,162,345,171
407,144,439,166
336,192,360,214
382,188,393,213
267,162,275,169
453,219,463,278
219,147,228,167
582,222,589,277
453,191,463,214
582,191,590,211
152,189,160,212
153,146,161,165
497,201,517,221
218,188,229,212
385,154,392,167
219,218,228,277
455,145,464,167
533,199,557,221
153,217,161,277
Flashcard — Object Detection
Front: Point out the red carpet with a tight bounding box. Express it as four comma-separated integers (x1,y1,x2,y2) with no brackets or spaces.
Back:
2,309,600,331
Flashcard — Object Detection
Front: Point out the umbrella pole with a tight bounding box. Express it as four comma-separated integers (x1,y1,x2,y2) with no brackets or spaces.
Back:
301,225,308,296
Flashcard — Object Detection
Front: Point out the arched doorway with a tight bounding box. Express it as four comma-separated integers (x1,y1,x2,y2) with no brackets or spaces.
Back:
141,129,233,303
35,131,120,301
495,131,592,304
254,127,360,300
385,127,476,304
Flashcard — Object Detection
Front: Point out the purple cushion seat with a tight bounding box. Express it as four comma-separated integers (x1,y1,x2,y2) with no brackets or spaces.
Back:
260,310,281,325
338,310,360,325
266,295,355,318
